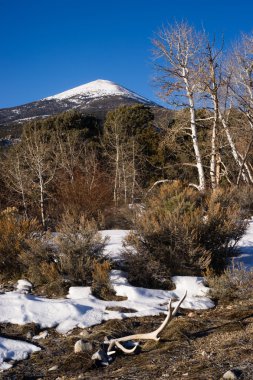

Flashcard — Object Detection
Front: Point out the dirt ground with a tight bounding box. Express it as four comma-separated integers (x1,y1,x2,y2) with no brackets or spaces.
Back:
1,296,252,380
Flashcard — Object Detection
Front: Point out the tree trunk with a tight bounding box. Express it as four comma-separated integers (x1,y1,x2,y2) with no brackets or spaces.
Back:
210,94,219,189
184,72,206,191
219,111,251,183
113,135,120,207
131,139,136,204
39,173,46,229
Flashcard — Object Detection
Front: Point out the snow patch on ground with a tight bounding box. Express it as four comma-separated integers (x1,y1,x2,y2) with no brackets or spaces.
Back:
235,218,253,269
0,271,214,338
100,229,129,260
0,337,40,372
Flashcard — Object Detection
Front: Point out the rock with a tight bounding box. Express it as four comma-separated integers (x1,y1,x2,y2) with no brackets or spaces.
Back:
33,330,48,340
188,312,195,318
223,369,242,379
26,331,33,340
74,339,93,353
79,329,90,338
92,348,112,366
48,365,58,371
16,279,33,294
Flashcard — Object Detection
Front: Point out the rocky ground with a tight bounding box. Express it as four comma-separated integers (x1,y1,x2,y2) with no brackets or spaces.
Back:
1,295,252,380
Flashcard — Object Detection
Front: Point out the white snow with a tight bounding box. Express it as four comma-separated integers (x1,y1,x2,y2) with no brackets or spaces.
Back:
100,229,129,260
235,218,253,269
16,279,33,293
0,271,214,338
0,337,40,372
44,79,150,103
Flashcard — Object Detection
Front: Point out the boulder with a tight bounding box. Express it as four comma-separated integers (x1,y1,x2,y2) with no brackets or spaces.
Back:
74,339,93,353
222,369,242,379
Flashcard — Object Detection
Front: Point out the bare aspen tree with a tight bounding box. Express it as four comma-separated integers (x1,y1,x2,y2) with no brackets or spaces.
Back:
21,125,57,228
201,39,224,188
218,40,253,184
231,33,253,114
82,144,100,192
3,145,30,218
103,106,144,206
153,21,206,191
103,115,123,206
55,128,84,183
103,121,137,205
228,32,253,183
217,93,248,183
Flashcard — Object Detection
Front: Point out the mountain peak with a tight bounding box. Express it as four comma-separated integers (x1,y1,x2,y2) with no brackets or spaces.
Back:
44,79,149,102
0,79,159,126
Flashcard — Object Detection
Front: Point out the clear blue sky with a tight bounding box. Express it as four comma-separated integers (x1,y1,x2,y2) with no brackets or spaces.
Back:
1,0,253,108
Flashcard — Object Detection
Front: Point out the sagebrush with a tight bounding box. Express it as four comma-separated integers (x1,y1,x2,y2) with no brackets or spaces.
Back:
56,212,108,286
0,209,38,280
91,260,115,300
206,262,253,302
123,182,247,288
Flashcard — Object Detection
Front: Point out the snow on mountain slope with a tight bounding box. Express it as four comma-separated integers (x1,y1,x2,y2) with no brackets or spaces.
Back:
44,79,149,103
0,79,162,127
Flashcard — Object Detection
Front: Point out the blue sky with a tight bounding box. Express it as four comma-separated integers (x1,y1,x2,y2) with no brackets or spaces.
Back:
0,0,253,108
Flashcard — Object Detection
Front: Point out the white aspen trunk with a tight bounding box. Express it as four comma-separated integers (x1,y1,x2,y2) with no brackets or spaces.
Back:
131,139,136,204
216,152,221,186
113,135,120,207
218,111,249,183
210,94,219,189
236,113,253,184
38,172,46,228
21,185,28,219
183,71,206,191
190,104,206,191
121,147,127,205
238,152,253,184
16,157,28,218
237,136,253,185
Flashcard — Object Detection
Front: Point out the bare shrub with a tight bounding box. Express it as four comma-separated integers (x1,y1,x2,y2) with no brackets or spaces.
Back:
122,242,174,289
0,209,38,280
103,204,135,229
56,212,108,286
20,239,66,296
52,169,113,225
206,263,253,302
231,185,253,218
123,181,247,288
91,260,116,300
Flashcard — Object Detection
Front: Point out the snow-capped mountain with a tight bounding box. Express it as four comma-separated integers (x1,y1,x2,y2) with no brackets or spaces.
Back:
45,79,150,102
0,79,158,126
